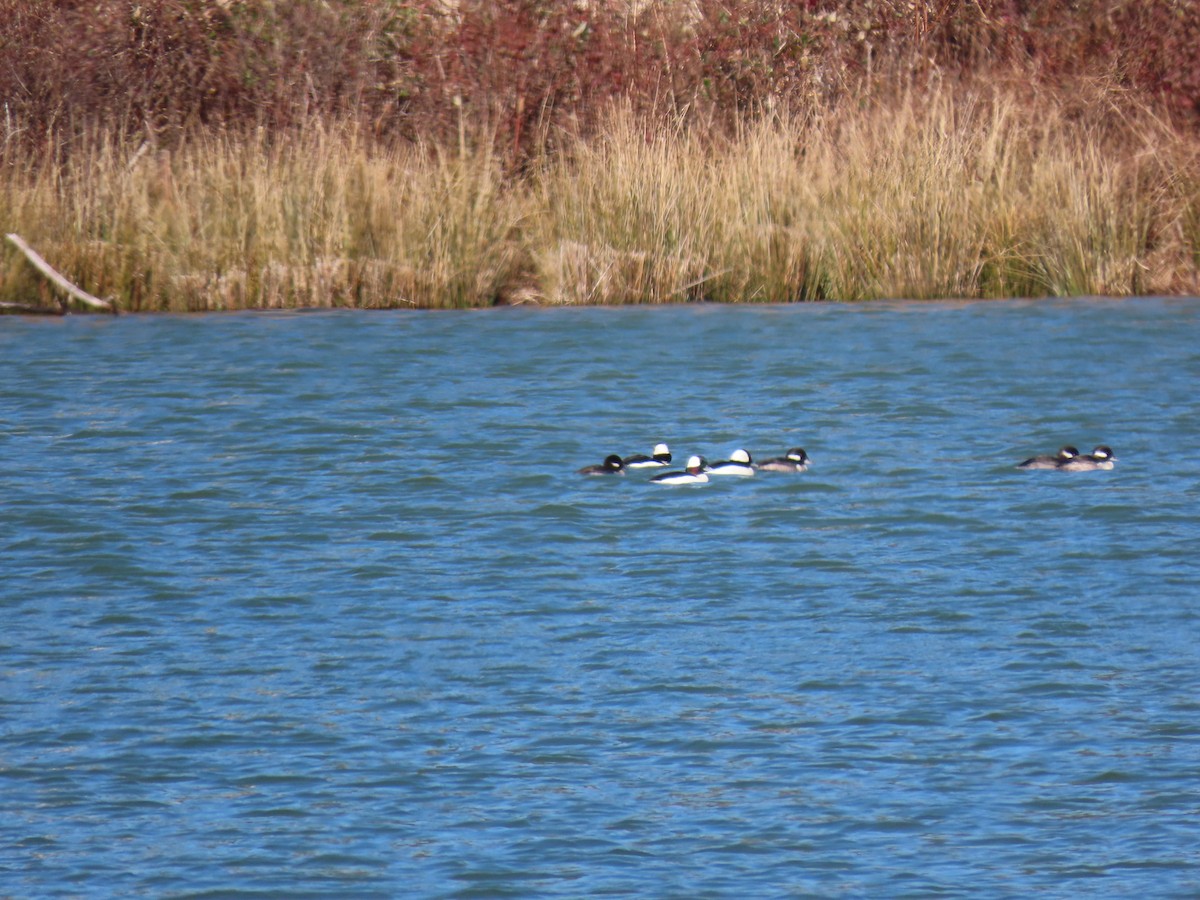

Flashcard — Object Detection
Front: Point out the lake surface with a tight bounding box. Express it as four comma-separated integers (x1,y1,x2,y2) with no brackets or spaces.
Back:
3,299,1200,898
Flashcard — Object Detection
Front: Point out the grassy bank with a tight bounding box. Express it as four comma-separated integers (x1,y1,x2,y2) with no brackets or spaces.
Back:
3,86,1197,310
3,1,1199,310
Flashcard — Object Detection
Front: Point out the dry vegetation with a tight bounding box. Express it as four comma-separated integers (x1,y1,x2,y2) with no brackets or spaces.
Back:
1,1,1197,310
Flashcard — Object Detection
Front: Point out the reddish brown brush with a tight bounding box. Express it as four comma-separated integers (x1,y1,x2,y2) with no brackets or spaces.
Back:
2,0,1196,163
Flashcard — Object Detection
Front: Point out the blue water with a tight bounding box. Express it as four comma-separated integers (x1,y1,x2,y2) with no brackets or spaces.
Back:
3,299,1200,898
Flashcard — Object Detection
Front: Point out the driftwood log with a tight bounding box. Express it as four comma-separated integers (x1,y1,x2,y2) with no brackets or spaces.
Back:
0,301,65,315
4,233,118,315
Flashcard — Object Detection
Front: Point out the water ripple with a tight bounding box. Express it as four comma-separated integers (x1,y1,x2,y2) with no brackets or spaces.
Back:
2,301,1200,897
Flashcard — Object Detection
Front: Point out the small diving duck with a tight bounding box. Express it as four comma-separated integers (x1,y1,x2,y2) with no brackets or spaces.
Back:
756,447,810,473
707,449,755,476
1017,446,1080,470
650,455,710,485
578,454,626,476
623,443,672,469
1057,445,1117,471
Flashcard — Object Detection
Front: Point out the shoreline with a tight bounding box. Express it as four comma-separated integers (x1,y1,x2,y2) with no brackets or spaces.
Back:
6,295,1198,321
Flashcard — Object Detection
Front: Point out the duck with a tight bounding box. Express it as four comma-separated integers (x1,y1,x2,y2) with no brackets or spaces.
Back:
1057,445,1117,471
1016,446,1080,470
755,447,810,473
578,454,626,476
623,443,672,469
707,448,755,476
650,455,710,485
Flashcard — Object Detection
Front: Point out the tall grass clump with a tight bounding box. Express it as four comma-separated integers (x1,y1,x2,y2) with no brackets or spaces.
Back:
529,113,720,305
682,116,830,303
527,89,1199,305
1,126,529,310
981,96,1199,298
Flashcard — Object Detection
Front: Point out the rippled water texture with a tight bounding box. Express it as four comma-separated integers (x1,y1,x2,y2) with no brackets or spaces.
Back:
3,299,1200,897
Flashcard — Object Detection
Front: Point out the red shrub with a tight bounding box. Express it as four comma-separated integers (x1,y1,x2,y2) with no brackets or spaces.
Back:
0,0,1194,162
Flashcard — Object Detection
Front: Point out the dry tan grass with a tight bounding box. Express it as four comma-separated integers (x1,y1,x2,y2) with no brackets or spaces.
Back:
2,86,1196,311
2,125,529,310
532,90,1198,303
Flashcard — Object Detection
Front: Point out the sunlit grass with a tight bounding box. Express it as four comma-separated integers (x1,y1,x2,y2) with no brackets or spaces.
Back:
2,125,529,310
2,87,1197,311
529,92,1198,304
529,113,718,305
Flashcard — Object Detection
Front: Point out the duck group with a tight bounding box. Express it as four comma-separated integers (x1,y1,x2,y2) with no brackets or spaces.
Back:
1016,445,1117,471
578,443,811,483
579,441,1117,481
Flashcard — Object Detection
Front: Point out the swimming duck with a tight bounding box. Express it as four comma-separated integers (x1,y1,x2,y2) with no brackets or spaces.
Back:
1057,445,1117,471
1017,446,1080,470
755,447,810,473
623,443,672,469
707,449,755,476
578,454,626,476
650,455,710,485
